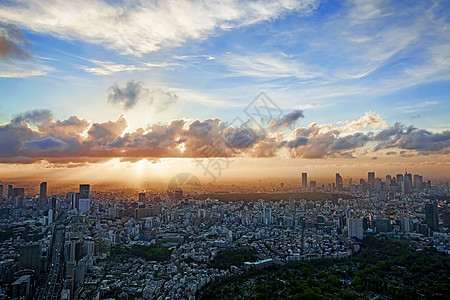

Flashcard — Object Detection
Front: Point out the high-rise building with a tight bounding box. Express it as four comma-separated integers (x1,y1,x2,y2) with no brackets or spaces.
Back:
13,188,25,208
374,178,382,192
385,175,392,187
335,173,343,191
0,184,3,198
39,182,47,207
404,172,412,194
347,217,364,240
78,184,90,213
396,173,403,183
310,181,316,190
368,172,375,188
263,207,272,225
79,184,90,199
78,199,90,213
138,192,146,203
425,202,438,232
413,174,422,190
301,173,307,190
20,243,42,276
7,184,13,198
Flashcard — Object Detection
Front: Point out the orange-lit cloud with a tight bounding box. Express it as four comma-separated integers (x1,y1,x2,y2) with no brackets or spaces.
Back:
0,110,449,166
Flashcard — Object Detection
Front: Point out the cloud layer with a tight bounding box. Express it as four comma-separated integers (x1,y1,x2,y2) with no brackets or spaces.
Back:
0,0,318,56
1,110,448,164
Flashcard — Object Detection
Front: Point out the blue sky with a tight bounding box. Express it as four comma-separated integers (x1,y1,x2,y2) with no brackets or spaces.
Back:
0,0,449,181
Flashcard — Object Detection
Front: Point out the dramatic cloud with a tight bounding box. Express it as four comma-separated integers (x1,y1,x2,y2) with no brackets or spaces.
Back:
0,22,30,60
268,109,304,130
0,0,319,56
108,81,178,111
1,110,449,164
108,81,147,110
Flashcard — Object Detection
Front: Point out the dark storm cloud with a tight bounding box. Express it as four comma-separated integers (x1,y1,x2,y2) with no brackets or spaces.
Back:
108,81,146,110
331,132,372,150
286,136,308,148
21,137,68,152
0,23,31,60
107,81,178,111
12,109,53,124
373,123,450,153
268,110,304,130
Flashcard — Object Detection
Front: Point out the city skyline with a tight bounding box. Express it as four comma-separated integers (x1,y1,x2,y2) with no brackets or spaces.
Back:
1,0,450,183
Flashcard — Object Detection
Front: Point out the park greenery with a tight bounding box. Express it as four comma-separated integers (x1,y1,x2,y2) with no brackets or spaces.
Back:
209,247,259,270
110,242,171,262
201,236,449,299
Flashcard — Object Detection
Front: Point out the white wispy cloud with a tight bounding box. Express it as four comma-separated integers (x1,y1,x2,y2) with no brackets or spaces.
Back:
80,59,181,76
223,52,322,80
81,60,146,76
0,60,52,78
0,0,319,56
394,101,439,113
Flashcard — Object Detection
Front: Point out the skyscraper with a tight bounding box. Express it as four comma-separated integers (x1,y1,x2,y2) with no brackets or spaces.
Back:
20,243,42,276
39,182,47,207
301,173,307,190
368,172,375,188
7,184,13,198
385,175,391,187
79,184,90,199
347,217,364,240
335,173,343,191
425,202,438,232
78,184,90,213
263,207,272,225
138,192,146,203
0,184,3,198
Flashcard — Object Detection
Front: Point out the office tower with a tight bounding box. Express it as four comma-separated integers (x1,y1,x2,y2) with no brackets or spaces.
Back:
385,175,391,187
67,192,78,210
48,209,54,224
78,184,90,213
13,188,25,208
426,180,432,190
368,172,375,188
263,207,272,225
335,173,343,191
51,196,57,211
79,184,90,199
413,174,422,190
310,181,316,190
289,197,295,210
0,184,3,198
8,184,13,198
20,243,42,276
347,217,364,240
403,172,412,193
425,202,438,232
301,173,307,190
396,173,403,183
138,192,146,203
39,182,47,207
374,178,382,192
78,199,90,213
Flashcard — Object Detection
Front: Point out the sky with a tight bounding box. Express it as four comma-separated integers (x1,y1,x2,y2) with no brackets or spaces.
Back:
0,0,449,185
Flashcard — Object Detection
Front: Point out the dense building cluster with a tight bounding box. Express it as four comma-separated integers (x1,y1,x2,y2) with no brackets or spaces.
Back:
0,171,449,299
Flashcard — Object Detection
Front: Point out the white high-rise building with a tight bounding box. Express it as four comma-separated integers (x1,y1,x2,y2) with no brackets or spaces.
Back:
78,198,90,212
263,207,272,225
347,217,364,240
